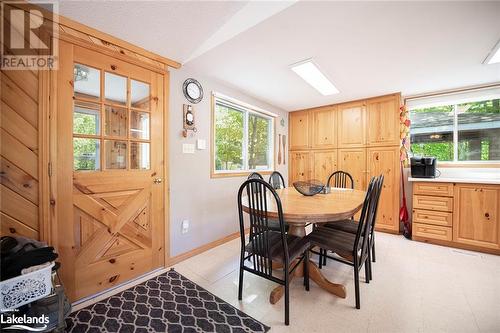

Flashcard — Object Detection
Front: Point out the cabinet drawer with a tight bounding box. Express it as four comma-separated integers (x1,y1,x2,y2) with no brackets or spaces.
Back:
413,209,452,227
413,182,453,197
413,195,453,212
413,223,452,241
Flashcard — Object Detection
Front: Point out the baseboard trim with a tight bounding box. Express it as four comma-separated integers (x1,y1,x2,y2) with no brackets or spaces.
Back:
167,228,248,266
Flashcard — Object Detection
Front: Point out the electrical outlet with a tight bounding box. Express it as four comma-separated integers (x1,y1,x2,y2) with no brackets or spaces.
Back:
181,220,189,234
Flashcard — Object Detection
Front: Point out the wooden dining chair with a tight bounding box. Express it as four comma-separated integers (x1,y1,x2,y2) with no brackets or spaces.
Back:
248,172,264,180
237,178,309,325
268,171,286,189
319,170,354,267
306,177,380,309
327,170,354,189
324,175,384,268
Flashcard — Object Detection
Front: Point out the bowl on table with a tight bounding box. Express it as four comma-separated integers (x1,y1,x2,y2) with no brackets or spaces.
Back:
293,180,325,196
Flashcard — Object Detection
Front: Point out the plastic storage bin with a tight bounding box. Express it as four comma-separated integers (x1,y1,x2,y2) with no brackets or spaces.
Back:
0,263,54,310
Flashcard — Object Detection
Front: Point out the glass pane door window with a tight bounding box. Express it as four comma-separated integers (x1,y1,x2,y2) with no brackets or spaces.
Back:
72,63,152,171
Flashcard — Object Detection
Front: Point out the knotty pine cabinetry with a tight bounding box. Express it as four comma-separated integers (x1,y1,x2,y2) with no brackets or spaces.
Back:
288,93,401,233
412,182,500,254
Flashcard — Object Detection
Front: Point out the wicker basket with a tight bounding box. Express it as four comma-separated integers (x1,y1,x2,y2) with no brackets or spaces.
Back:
0,262,54,310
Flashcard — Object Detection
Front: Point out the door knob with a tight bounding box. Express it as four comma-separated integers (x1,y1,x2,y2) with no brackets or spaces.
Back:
153,178,163,184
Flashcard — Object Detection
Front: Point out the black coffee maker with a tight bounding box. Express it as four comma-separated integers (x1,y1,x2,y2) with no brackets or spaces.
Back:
410,157,437,178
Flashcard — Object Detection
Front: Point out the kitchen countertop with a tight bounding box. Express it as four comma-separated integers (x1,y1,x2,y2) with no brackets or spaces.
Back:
408,168,500,185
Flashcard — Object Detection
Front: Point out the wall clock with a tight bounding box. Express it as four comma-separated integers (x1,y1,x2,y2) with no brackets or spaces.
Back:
182,78,203,104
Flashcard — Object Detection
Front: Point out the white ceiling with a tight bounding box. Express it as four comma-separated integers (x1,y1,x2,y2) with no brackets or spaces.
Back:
58,1,500,111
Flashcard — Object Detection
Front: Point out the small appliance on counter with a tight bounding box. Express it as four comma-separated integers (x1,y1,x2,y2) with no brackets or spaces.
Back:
410,157,437,178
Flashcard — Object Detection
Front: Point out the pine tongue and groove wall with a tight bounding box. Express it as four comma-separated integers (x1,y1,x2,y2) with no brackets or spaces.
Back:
0,68,47,240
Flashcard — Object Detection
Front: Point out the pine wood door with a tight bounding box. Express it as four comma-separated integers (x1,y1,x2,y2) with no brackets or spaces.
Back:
367,147,400,232
454,184,500,249
55,41,165,301
289,151,312,185
366,94,400,147
338,101,366,148
289,110,311,150
312,150,338,184
311,106,337,149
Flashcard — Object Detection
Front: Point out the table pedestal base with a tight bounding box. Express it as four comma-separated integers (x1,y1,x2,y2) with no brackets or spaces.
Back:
269,260,346,304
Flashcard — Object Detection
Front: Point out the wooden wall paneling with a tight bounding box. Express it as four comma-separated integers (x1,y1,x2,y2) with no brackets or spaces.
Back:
366,94,401,146
367,146,400,232
0,157,38,204
1,102,38,152
311,106,337,149
0,212,39,239
312,150,338,185
38,68,51,242
338,101,366,148
0,184,38,230
1,73,38,128
0,128,38,179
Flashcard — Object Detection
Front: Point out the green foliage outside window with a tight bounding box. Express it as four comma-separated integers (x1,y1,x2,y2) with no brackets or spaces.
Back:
215,105,244,171
73,110,100,171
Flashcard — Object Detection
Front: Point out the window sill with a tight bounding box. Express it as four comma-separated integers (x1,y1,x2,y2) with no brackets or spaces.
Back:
210,170,273,179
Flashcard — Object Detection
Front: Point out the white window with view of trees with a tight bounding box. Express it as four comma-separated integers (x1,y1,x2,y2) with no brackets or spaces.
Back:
213,95,274,174
408,86,500,162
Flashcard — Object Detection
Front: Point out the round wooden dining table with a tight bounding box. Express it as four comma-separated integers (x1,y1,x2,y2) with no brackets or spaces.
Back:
241,186,366,304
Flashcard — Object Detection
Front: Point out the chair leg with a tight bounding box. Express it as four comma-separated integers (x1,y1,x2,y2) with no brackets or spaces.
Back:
354,262,360,309
371,235,376,263
304,251,310,291
238,256,244,300
285,281,290,325
323,249,327,266
318,249,323,269
364,259,370,284
368,250,373,281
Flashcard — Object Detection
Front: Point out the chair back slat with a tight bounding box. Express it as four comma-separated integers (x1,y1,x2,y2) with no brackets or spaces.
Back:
359,176,383,263
327,171,354,189
238,178,288,277
269,171,286,189
353,177,375,253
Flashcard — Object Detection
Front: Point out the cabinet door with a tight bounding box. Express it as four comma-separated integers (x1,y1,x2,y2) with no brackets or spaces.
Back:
289,110,310,150
454,185,500,249
338,101,366,148
338,148,366,190
312,106,336,149
312,150,337,184
367,147,400,232
367,94,401,146
289,151,312,185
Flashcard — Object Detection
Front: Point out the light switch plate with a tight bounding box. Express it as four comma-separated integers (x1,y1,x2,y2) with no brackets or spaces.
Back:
197,139,206,150
182,143,195,154
182,220,189,234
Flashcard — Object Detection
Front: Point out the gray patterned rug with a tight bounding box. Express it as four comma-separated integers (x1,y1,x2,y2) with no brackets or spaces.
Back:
66,269,270,333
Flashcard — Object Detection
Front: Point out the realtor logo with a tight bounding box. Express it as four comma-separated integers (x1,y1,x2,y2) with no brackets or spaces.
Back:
1,1,58,70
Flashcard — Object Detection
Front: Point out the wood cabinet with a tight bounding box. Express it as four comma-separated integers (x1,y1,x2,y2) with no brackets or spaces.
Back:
454,184,500,250
412,181,500,255
289,110,311,150
311,106,337,149
338,148,367,190
367,147,399,232
288,93,401,234
289,151,312,185
312,150,337,184
338,101,366,148
366,94,400,146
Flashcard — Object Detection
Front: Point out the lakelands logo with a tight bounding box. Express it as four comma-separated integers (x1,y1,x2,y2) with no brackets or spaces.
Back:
1,1,58,70
0,313,49,331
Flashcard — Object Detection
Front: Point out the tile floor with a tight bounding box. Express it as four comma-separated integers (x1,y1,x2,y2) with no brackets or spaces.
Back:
172,232,500,332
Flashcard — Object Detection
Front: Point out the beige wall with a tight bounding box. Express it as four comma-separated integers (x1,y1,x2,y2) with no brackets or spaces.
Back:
169,67,289,257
